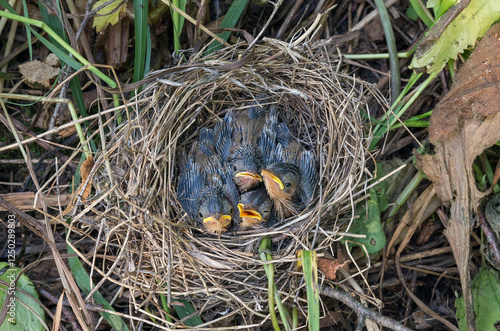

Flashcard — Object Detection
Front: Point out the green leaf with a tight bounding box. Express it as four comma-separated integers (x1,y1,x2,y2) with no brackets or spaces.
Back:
473,163,488,191
427,0,458,19
456,267,500,330
407,0,434,27
172,0,187,51
343,186,387,254
0,263,45,331
259,237,292,331
172,299,203,327
298,250,319,331
206,0,248,54
67,244,130,331
0,72,19,79
342,163,389,254
374,163,389,212
410,0,500,74
133,0,148,84
405,4,419,21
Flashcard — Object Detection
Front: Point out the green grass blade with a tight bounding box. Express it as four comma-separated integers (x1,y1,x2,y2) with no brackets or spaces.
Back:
30,30,82,69
21,0,32,60
408,0,434,27
0,9,116,87
67,242,130,331
0,72,19,79
273,287,292,331
145,24,152,74
133,0,148,85
390,120,430,129
370,72,431,150
172,0,186,51
292,307,298,329
260,238,292,330
374,0,400,105
38,3,95,152
206,0,248,54
158,292,173,323
479,152,500,192
298,250,320,331
38,5,84,109
386,171,426,224
259,237,280,331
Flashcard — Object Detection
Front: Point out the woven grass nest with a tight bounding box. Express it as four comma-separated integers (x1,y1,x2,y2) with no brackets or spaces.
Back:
88,41,382,327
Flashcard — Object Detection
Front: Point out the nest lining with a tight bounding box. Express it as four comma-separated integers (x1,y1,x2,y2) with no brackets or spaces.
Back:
78,41,382,326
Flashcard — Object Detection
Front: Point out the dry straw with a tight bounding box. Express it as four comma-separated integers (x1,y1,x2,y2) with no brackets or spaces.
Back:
71,40,382,327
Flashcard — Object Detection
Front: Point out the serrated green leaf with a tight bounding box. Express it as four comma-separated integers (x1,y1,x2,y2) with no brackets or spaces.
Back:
0,263,45,331
456,267,500,330
410,0,500,74
92,0,127,33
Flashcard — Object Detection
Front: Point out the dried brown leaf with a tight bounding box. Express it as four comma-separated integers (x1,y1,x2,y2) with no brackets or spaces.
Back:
317,258,349,280
62,155,95,216
18,59,60,88
416,22,500,331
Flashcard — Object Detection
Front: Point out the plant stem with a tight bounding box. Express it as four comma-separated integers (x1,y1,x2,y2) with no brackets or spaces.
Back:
374,0,400,105
0,10,116,88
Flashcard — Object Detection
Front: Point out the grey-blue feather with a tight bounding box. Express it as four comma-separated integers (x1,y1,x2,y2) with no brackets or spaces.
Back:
299,150,318,205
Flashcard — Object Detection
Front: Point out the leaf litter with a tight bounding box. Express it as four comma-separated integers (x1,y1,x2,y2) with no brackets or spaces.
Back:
416,22,500,330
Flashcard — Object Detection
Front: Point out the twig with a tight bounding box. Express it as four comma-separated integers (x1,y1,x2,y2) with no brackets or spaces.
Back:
319,285,413,331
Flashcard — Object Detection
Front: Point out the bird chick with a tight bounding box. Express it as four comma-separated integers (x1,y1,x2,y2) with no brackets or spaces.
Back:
197,185,234,233
229,144,263,192
177,123,239,233
261,163,302,218
261,150,318,219
178,156,239,233
237,188,273,229
228,105,269,192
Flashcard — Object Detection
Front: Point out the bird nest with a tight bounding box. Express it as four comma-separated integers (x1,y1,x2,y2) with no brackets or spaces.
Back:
80,41,381,327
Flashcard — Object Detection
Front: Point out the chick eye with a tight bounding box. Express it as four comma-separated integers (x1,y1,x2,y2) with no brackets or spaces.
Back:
199,212,203,218
229,208,233,214
284,182,292,187
233,165,238,172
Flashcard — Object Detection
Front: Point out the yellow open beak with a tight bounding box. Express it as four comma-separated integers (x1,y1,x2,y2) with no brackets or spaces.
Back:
237,203,262,220
261,169,284,190
235,172,262,181
203,215,232,230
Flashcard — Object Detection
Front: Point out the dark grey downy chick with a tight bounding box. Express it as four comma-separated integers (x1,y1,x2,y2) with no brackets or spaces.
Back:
177,122,239,233
228,105,269,192
261,123,318,219
237,188,274,230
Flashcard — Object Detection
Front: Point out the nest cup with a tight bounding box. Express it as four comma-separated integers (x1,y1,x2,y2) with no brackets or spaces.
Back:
91,42,379,326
